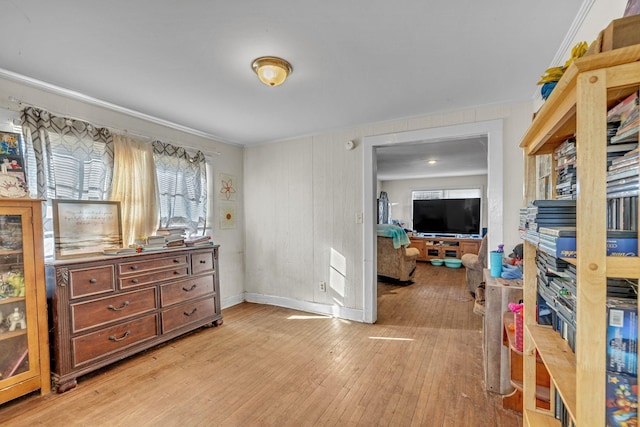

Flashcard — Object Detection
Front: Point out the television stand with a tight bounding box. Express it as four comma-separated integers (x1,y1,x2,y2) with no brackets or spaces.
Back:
408,235,481,261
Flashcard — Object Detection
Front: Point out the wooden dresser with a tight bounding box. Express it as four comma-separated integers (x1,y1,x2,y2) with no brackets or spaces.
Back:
46,245,222,392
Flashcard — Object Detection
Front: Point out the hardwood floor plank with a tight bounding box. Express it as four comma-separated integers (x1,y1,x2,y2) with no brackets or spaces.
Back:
0,263,521,426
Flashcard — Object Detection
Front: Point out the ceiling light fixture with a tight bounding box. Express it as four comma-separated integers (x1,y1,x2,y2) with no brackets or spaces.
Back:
428,160,437,165
252,56,292,87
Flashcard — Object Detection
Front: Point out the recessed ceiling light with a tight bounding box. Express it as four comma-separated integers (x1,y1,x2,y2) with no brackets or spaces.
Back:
427,160,437,165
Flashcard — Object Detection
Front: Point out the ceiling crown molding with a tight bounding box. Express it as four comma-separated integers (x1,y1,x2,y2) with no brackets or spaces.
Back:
0,67,236,145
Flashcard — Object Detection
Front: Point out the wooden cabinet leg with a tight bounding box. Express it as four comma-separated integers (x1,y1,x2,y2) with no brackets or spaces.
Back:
56,379,78,394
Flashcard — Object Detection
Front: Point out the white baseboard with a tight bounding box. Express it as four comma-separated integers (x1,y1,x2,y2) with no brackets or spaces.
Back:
221,293,245,309
243,292,366,323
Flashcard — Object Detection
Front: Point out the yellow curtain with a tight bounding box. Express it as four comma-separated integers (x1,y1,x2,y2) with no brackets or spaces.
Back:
110,134,159,245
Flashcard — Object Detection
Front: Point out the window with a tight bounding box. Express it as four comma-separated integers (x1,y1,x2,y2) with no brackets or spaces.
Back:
20,107,208,257
412,188,482,200
153,141,207,236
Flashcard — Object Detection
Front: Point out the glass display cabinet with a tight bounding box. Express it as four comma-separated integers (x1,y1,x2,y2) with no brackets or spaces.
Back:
0,198,49,405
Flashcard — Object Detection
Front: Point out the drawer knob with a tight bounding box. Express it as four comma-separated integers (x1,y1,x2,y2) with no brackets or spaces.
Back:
173,259,180,263
108,330,131,342
199,260,206,264
89,278,97,284
130,265,139,271
182,284,197,292
107,301,130,312
131,279,139,284
183,307,198,317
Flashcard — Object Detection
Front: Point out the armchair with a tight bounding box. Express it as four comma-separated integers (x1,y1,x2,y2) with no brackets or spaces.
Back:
461,235,488,296
377,236,420,283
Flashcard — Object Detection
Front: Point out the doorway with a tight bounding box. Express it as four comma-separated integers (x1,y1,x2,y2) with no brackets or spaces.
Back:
362,120,504,323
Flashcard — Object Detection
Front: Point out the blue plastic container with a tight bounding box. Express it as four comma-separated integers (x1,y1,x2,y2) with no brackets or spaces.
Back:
490,251,503,278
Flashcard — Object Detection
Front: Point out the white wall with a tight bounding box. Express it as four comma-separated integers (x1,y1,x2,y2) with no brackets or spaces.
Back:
0,76,246,309
244,101,532,320
380,175,488,232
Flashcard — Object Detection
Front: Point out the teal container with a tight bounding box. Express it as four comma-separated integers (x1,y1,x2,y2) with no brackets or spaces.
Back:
490,251,503,278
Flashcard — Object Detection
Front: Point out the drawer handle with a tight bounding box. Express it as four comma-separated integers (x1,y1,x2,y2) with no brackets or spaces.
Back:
199,260,206,264
131,279,139,284
183,307,198,317
182,284,197,292
130,265,139,271
174,270,180,275
173,259,180,263
109,331,131,342
107,301,130,311
89,278,97,284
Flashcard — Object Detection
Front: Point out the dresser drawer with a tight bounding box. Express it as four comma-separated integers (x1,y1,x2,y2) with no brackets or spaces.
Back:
160,274,214,307
72,314,158,367
191,250,215,275
118,255,188,275
71,287,157,333
119,267,189,290
161,297,217,333
69,265,115,299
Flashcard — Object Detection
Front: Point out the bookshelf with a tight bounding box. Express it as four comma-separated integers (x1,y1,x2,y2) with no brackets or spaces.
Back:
519,45,640,426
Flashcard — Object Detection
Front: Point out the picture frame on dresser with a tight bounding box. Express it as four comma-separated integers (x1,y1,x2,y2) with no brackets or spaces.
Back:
52,200,123,259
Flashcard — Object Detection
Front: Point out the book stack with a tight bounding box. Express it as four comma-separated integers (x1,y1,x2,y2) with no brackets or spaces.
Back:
156,227,186,248
537,226,638,258
554,138,577,200
526,200,576,231
607,148,639,199
185,235,213,247
608,91,639,145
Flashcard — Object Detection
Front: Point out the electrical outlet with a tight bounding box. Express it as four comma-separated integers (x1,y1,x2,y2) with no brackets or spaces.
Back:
319,281,327,292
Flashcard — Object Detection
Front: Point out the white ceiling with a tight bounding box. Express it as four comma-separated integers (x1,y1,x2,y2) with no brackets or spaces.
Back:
0,1,585,148
376,136,488,181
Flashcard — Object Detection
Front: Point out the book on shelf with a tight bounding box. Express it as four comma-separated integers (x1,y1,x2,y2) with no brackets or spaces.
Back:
606,371,637,427
538,235,638,259
610,125,639,145
606,298,637,376
538,226,577,237
608,91,639,123
607,142,638,153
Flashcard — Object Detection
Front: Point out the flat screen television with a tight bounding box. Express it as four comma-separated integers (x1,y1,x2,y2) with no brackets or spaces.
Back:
413,198,481,236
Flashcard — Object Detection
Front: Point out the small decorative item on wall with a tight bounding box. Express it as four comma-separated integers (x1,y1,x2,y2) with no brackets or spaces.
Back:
0,132,21,156
220,203,236,229
219,173,237,201
53,200,123,258
0,131,28,198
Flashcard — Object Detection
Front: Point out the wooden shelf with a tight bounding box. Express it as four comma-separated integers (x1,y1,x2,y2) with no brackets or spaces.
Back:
0,249,22,256
524,409,561,427
0,296,26,305
520,45,640,155
526,324,576,422
511,379,551,403
0,329,27,342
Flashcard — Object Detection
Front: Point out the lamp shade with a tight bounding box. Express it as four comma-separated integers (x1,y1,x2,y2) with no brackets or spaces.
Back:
252,56,292,87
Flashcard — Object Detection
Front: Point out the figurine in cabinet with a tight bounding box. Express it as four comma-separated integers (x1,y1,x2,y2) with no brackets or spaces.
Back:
8,307,26,331
7,271,25,297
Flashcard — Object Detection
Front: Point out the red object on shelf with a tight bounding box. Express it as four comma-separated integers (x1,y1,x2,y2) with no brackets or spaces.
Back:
514,309,524,352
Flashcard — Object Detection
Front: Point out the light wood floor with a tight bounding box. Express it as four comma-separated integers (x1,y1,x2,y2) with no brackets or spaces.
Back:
0,263,521,426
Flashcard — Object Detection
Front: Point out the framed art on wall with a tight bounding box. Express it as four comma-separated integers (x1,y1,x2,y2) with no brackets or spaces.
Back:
53,200,123,258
